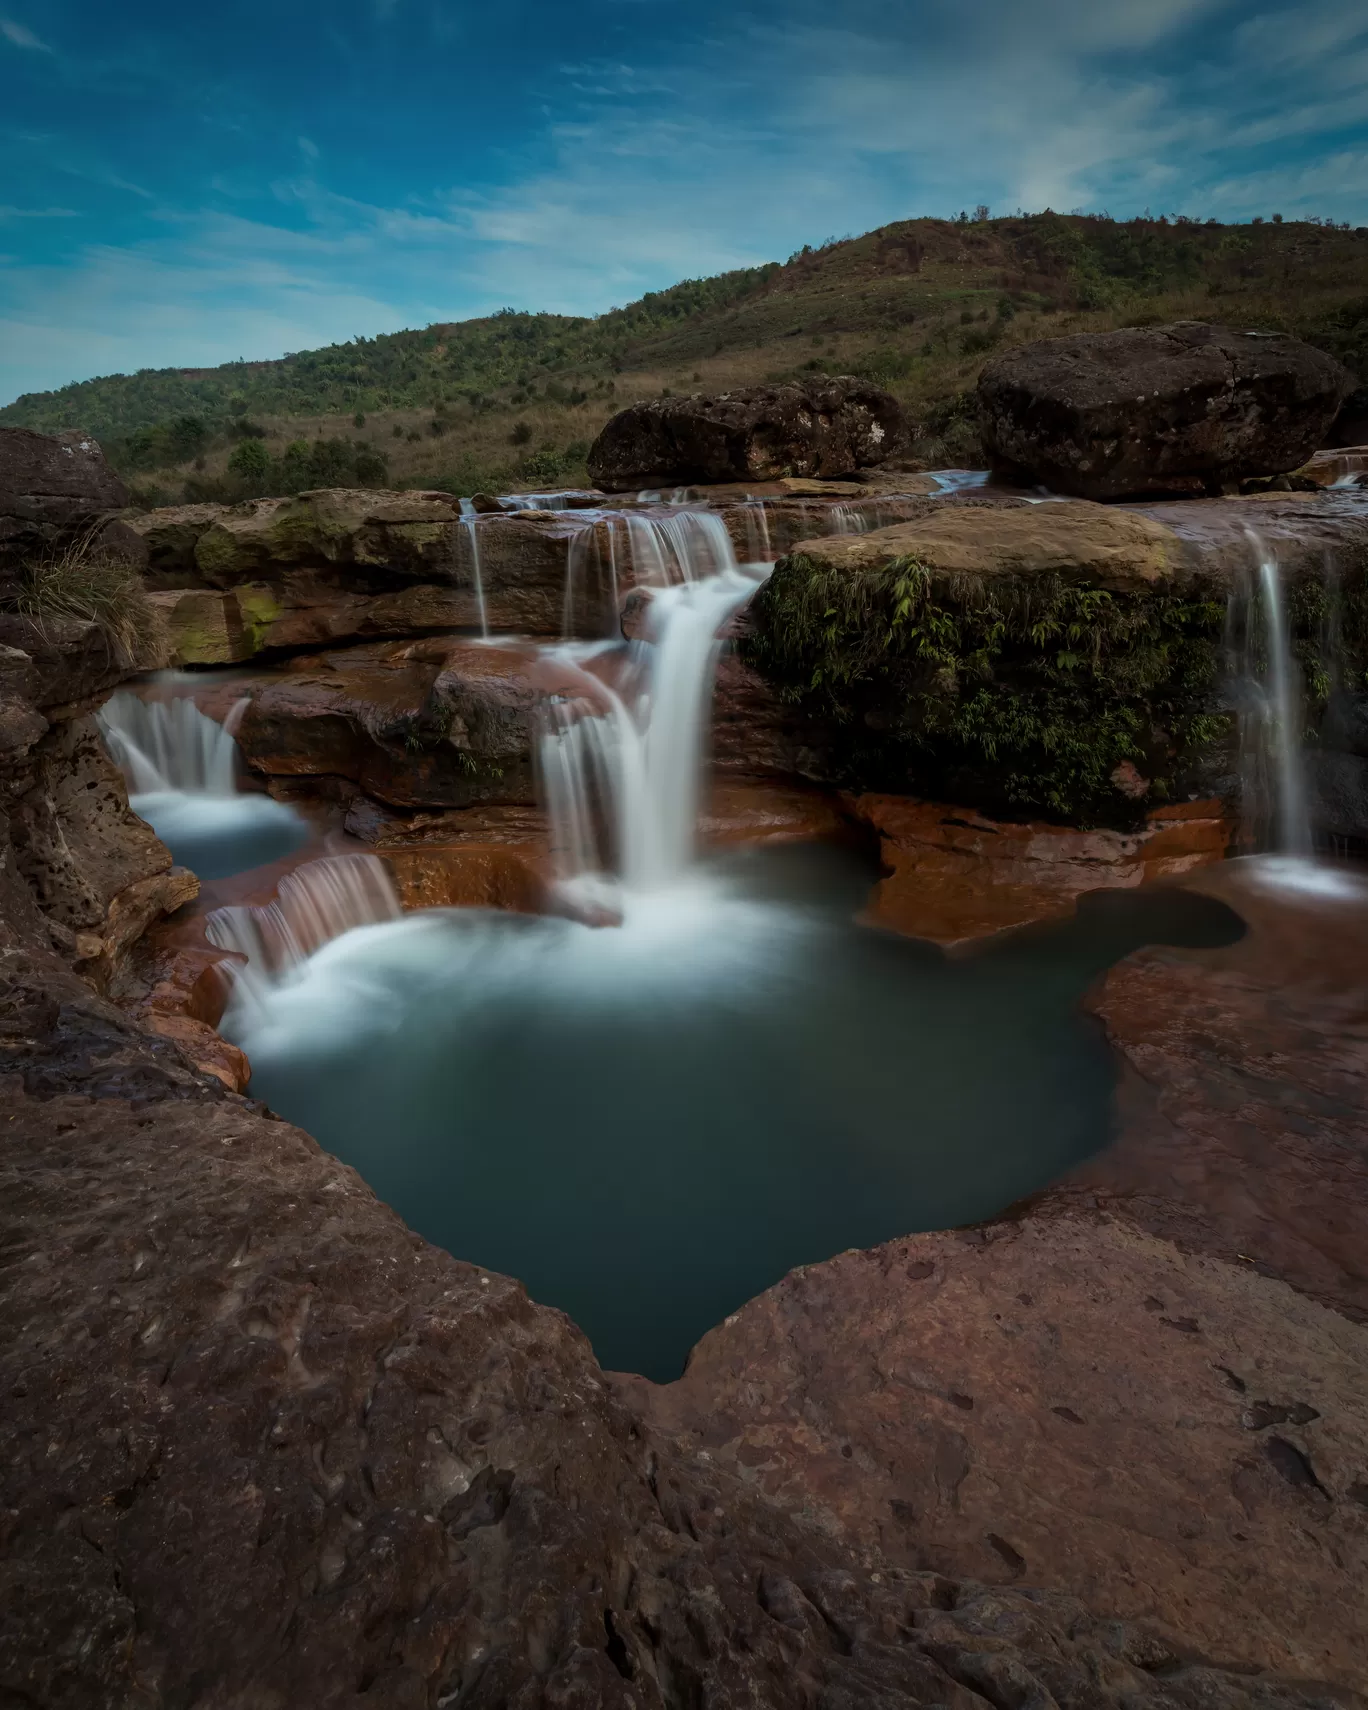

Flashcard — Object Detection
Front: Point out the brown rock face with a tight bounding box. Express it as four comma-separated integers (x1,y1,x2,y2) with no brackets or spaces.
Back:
0,426,129,583
205,640,539,811
977,322,1355,499
854,795,1233,942
587,377,909,491
620,1210,1368,1692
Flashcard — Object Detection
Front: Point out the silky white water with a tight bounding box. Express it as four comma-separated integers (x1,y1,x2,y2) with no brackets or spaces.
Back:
98,689,307,879
1230,530,1313,856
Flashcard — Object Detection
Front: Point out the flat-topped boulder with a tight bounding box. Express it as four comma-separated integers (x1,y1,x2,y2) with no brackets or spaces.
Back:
587,376,909,491
786,496,1185,589
978,322,1354,500
745,494,1368,825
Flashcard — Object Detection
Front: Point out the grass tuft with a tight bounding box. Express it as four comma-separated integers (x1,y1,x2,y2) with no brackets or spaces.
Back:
11,527,167,668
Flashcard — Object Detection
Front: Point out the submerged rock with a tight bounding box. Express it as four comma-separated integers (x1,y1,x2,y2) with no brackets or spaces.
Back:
587,376,909,491
977,322,1354,499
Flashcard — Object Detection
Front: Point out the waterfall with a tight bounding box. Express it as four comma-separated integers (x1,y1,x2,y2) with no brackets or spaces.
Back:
740,500,772,563
99,690,246,795
207,852,403,1008
1229,529,1313,855
97,688,307,880
540,558,767,911
459,517,490,639
561,509,740,640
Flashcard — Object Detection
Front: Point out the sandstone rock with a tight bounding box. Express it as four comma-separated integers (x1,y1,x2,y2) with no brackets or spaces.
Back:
0,425,128,581
130,500,227,579
852,795,1233,942
977,322,1354,499
619,1207,1368,1691
186,488,461,584
1081,857,1368,1324
381,843,547,912
132,496,614,646
1295,445,1368,488
587,377,910,491
787,498,1186,590
223,642,538,810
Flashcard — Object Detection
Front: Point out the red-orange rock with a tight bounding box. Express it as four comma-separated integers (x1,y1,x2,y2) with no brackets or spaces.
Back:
853,794,1232,943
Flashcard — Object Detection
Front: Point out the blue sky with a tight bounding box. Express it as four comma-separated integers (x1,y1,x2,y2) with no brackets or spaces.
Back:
2,0,1366,405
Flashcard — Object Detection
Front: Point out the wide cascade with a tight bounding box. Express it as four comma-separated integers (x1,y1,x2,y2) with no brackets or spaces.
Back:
98,687,308,880
203,492,1243,1380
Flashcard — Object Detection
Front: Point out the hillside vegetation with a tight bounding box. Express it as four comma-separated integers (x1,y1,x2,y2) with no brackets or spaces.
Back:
4,212,1366,503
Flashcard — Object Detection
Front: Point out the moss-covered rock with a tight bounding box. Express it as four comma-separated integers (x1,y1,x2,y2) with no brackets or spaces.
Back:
745,496,1368,827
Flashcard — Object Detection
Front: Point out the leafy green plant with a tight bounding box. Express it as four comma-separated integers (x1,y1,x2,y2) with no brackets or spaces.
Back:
746,551,1233,824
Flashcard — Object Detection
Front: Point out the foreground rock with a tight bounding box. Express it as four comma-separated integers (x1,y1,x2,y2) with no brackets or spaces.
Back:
587,377,909,491
0,426,135,590
977,322,1354,499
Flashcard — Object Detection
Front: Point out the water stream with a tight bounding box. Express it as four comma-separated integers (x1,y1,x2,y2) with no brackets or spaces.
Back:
1228,529,1313,856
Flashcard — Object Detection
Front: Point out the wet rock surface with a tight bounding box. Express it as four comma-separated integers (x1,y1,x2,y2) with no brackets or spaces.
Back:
978,322,1354,499
853,795,1232,942
587,377,909,491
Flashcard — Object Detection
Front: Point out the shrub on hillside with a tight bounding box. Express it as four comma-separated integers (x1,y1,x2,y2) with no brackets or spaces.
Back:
185,436,390,502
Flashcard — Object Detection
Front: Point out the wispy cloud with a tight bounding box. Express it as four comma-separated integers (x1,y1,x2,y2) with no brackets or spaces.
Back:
0,205,79,219
0,16,51,51
1,0,1365,405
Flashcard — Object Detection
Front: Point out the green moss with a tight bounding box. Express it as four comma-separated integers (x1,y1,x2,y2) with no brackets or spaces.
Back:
745,552,1229,825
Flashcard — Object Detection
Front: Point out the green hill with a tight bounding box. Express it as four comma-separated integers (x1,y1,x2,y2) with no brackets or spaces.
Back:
5,212,1366,502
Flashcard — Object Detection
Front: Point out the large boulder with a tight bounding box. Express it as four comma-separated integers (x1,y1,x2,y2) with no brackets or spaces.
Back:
746,494,1368,826
587,377,909,491
977,322,1354,499
0,426,131,588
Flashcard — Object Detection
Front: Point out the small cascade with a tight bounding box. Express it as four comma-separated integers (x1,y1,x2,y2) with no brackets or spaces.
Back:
99,689,246,795
1227,529,1313,855
458,517,490,639
207,852,403,1008
98,688,307,879
561,508,742,639
740,500,773,563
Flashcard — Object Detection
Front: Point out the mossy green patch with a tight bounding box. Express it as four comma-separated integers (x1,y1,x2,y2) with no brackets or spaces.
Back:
745,551,1231,825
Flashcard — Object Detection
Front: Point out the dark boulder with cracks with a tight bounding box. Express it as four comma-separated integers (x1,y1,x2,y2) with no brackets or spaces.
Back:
977,322,1355,500
587,376,909,491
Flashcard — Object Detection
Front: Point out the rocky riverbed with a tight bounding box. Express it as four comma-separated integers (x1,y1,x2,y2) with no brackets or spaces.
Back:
3,335,1368,1706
